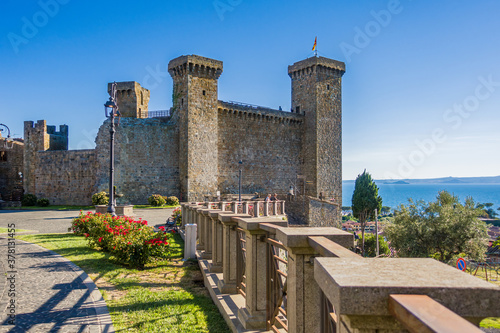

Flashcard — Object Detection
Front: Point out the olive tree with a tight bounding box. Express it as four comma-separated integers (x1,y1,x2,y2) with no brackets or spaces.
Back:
351,170,382,256
385,191,488,262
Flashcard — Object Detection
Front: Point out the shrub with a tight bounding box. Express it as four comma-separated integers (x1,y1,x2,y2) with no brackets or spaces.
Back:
148,194,166,207
70,212,171,269
92,191,109,205
37,198,50,207
172,207,182,224
22,194,38,206
165,196,179,206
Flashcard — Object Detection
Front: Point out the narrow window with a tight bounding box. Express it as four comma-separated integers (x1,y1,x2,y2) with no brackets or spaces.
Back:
296,106,300,113
0,151,6,162
202,90,206,96
327,84,330,90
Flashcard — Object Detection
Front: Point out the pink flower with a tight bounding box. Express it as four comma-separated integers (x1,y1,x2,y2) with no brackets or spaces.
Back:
84,233,89,238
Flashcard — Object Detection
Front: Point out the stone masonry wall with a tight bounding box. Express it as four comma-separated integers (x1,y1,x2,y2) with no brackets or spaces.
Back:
95,117,179,204
0,139,24,201
33,149,96,205
217,101,303,196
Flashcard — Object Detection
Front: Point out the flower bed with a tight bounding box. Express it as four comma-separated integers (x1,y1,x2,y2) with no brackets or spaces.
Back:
70,212,172,269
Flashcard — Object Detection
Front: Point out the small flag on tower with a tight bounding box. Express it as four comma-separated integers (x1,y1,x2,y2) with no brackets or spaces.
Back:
312,36,317,51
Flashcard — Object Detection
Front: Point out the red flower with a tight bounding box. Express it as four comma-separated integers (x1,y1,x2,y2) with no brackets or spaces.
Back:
127,241,131,245
98,237,103,242
159,226,165,231
84,233,89,238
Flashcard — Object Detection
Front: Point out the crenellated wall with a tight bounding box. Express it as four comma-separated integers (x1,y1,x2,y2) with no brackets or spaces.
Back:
216,101,303,196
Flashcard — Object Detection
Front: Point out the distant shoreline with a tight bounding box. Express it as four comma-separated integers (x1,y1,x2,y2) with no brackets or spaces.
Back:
343,175,500,185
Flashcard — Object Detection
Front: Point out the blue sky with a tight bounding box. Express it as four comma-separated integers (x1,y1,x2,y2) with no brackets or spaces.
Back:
1,0,499,180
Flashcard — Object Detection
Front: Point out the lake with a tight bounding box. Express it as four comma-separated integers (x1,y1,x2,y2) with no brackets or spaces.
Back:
342,183,500,209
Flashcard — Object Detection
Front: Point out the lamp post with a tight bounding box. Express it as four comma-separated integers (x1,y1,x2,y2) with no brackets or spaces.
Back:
104,82,119,216
0,123,14,149
238,160,243,202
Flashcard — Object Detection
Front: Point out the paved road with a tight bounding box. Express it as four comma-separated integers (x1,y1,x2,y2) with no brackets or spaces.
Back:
0,208,175,332
0,208,175,234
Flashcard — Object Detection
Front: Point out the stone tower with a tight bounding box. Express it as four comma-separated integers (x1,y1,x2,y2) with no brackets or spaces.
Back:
23,120,68,195
168,55,223,201
288,56,345,205
108,81,150,118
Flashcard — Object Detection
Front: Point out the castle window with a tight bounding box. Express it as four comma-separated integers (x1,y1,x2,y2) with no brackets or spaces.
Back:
327,84,330,90
0,151,6,162
202,90,206,96
181,98,184,106
296,106,300,114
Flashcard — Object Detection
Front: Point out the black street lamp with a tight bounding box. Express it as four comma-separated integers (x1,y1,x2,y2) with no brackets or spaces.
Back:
238,160,243,202
0,123,14,149
104,82,120,216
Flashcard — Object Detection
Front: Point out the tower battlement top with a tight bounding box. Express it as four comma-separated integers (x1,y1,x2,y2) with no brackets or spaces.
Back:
168,55,223,79
288,56,345,77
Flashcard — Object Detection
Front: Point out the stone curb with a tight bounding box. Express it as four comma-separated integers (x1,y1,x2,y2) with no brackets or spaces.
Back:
11,238,115,333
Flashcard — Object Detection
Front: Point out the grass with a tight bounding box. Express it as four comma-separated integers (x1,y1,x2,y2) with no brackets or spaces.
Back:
9,205,94,211
0,227,32,233
17,233,230,333
133,205,180,209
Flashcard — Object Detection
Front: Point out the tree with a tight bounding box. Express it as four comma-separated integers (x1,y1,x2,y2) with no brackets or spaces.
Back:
357,233,390,257
493,236,500,248
351,170,382,256
385,191,489,262
381,206,391,215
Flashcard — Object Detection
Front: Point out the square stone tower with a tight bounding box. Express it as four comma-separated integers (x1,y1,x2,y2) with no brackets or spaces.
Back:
168,55,223,201
288,56,345,205
108,81,150,118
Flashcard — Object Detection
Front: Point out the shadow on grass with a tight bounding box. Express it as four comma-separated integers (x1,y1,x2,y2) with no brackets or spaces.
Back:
18,232,231,332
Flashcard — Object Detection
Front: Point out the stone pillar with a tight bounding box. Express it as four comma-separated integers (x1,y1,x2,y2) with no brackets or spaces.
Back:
272,227,354,333
287,248,321,333
208,211,224,273
235,219,289,330
237,226,268,329
199,208,212,259
217,212,253,294
264,201,269,217
218,217,239,294
193,206,205,251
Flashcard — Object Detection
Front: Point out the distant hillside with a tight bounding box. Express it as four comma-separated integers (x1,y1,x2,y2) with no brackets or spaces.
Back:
343,176,500,184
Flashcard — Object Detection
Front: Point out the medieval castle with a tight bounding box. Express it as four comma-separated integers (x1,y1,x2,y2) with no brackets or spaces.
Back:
1,54,345,224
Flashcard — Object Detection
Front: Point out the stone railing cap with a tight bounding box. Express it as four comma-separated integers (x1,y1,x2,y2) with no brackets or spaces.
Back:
315,257,500,318
275,227,353,249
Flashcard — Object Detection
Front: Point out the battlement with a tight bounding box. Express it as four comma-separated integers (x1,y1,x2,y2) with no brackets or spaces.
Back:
218,100,303,125
108,81,150,118
24,120,68,151
168,55,223,79
288,56,345,79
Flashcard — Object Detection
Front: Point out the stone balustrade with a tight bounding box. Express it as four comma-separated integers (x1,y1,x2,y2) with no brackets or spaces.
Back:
181,202,500,333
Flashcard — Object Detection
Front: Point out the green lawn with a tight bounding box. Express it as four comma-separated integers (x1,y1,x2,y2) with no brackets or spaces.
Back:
0,227,32,233
17,233,230,333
